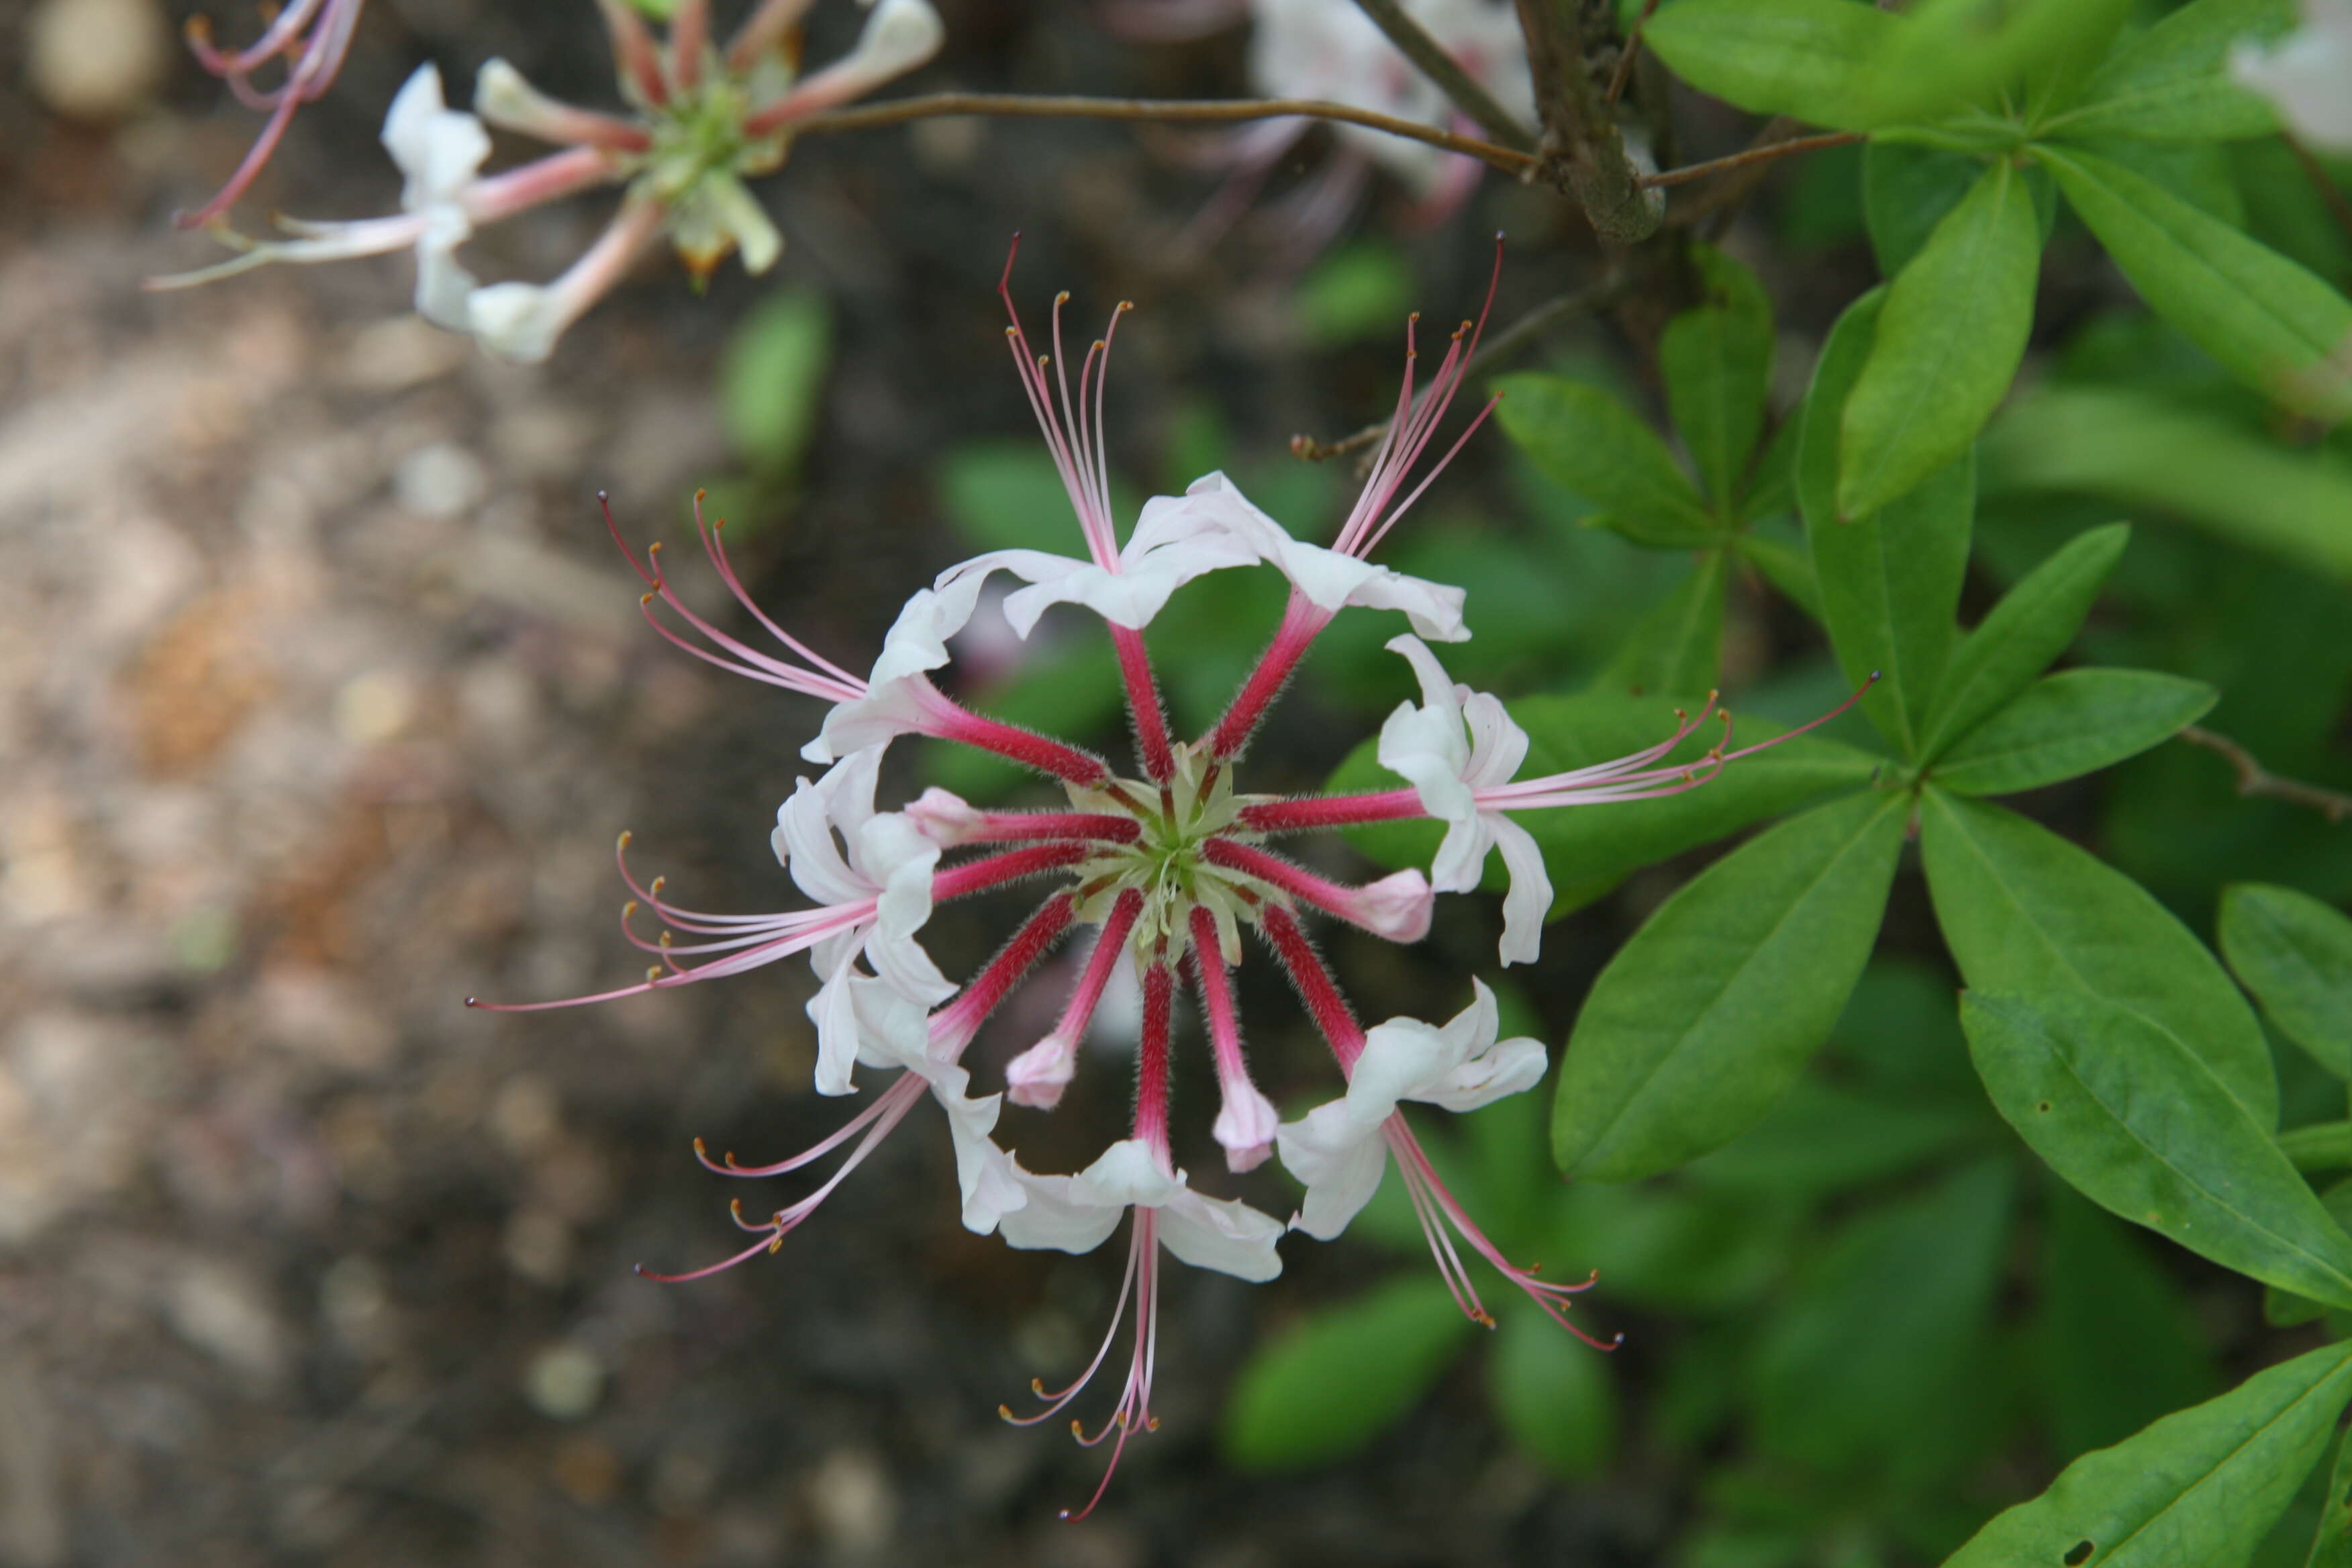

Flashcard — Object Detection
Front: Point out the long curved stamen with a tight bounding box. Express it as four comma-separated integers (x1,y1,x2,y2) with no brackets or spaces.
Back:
1386,1118,1618,1349
638,1074,926,1280
605,494,866,703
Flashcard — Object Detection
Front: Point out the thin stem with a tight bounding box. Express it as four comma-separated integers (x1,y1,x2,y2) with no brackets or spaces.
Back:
1603,0,1662,107
2179,726,2352,824
1640,130,1863,191
779,91,1537,175
1350,0,1535,151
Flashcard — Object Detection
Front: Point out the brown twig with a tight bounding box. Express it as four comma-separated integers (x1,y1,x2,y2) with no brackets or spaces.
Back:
1604,0,1663,108
2179,725,2352,824
1351,0,1536,151
779,91,1537,175
1639,129,1863,191
1290,275,1626,462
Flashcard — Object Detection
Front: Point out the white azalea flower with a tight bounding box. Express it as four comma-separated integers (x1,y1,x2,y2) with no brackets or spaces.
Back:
1376,634,1550,963
1275,979,1545,1240
1174,471,1469,641
771,744,954,1093
999,1138,1285,1281
934,491,1261,638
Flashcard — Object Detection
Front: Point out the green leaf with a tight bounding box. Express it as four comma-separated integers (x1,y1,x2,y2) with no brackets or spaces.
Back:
1920,522,2130,762
2048,0,2296,142
1856,0,2135,134
1330,693,1882,918
1220,1279,1475,1468
2306,1414,2352,1568
1864,142,1984,277
1554,790,1908,1181
2221,885,2352,1075
1493,374,1715,547
1839,160,2041,520
1685,1077,1986,1200
2037,1184,2221,1460
1941,1340,2352,1568
1922,790,2278,1127
1961,990,2352,1302
1931,668,2218,795
1732,528,1822,621
1661,247,1775,507
1642,0,1902,132
1798,291,1975,755
720,289,832,471
1488,1306,1618,1478
1981,387,2352,582
2037,144,2352,421
1589,550,1728,701
2264,1178,2352,1331
1749,1159,2014,1484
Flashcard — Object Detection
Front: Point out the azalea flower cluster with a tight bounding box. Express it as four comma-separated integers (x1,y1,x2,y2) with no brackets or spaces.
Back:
159,0,943,361
473,247,1851,1515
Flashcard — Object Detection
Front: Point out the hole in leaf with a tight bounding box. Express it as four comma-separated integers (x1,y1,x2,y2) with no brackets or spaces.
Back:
2037,1101,2053,1114
2063,1542,2094,1566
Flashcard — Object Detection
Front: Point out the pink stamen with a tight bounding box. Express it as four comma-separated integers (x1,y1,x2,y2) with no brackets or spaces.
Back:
603,492,867,703
1384,1118,1618,1349
1001,1211,1165,1522
597,0,671,107
637,1073,927,1281
177,0,364,226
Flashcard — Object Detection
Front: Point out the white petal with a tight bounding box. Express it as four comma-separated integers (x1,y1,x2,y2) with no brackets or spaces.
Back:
1155,1190,1285,1281
1275,1101,1388,1241
997,1168,1128,1255
382,66,491,207
1418,1035,1548,1114
1460,689,1530,790
803,677,937,765
776,774,872,908
1489,812,1553,967
805,947,865,1096
464,281,567,364
936,1088,1026,1233
1347,1016,1453,1126
861,814,954,1006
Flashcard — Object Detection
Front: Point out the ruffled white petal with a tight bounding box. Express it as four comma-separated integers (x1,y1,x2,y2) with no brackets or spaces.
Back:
383,65,491,208
1489,813,1553,967
1275,1101,1389,1240
1275,981,1549,1238
1174,473,1469,640
806,946,865,1096
1156,1190,1285,1281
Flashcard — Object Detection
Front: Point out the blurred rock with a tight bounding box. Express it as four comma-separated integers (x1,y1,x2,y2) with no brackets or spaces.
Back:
26,0,168,123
